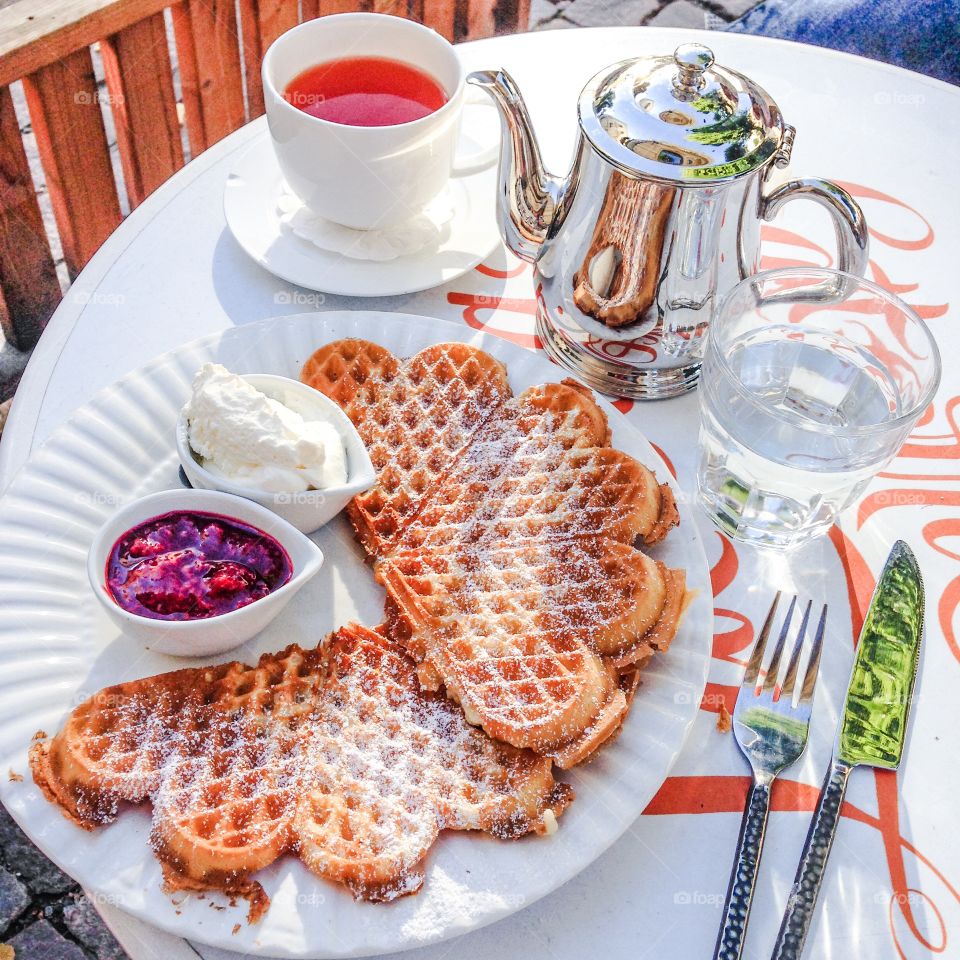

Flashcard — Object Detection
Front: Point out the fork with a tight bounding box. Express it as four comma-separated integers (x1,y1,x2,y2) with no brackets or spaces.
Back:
712,593,828,960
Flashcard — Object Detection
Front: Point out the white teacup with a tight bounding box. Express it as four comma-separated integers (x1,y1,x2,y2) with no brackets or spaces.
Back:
263,13,468,231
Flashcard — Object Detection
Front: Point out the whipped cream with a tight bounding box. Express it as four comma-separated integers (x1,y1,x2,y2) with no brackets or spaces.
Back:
184,364,347,492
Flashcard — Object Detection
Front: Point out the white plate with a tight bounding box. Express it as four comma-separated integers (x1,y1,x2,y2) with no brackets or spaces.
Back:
223,113,501,297
0,312,711,959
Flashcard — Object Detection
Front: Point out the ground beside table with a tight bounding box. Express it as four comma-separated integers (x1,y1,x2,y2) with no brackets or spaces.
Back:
531,0,758,31
1,25,958,960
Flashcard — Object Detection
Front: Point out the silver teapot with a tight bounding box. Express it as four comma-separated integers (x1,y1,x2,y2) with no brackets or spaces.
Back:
468,43,869,399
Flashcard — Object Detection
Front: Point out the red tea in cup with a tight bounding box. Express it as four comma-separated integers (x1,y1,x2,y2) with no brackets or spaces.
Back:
284,56,447,126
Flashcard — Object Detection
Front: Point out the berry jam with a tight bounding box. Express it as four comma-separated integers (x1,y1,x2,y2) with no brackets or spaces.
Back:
106,511,292,621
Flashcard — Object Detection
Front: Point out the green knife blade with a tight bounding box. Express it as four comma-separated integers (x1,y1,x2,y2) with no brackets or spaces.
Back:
771,540,925,960
837,539,925,769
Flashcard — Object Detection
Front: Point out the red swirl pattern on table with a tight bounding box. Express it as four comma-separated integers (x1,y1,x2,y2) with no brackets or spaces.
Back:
444,181,956,956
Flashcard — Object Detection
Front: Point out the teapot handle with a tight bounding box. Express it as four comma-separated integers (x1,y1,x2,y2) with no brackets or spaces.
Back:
759,178,869,299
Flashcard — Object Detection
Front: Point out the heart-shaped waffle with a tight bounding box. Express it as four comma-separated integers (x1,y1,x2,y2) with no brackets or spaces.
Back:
303,341,685,765
378,537,685,765
31,625,569,916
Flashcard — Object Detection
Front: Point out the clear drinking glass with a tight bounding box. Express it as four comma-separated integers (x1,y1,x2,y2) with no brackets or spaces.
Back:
696,268,941,548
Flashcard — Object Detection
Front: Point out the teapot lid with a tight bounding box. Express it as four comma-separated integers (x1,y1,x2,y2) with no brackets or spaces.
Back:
578,43,790,182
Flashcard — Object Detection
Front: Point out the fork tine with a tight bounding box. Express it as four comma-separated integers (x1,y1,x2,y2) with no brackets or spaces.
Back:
743,591,781,689
799,604,828,703
762,595,797,693
779,599,813,701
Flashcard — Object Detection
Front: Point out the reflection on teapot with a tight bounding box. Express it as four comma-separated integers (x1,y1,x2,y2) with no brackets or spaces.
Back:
469,43,868,399
572,173,674,331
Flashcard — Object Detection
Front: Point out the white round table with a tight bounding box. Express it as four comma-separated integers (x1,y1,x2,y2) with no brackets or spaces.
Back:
3,27,959,960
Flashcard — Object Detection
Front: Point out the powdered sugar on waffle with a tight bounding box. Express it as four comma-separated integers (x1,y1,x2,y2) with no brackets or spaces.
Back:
32,340,681,924
301,341,512,556
303,343,682,761
397,383,662,553
30,627,567,915
372,379,681,759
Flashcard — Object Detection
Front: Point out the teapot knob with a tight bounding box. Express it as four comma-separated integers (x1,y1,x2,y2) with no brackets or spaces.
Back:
672,43,714,99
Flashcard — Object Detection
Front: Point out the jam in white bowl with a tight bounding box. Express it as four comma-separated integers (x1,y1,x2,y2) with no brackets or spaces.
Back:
88,489,323,656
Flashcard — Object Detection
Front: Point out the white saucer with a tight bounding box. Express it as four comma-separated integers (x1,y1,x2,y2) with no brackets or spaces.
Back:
224,115,501,297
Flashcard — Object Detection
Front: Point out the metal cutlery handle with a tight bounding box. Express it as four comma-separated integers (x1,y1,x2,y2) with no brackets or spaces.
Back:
713,777,772,960
771,758,853,960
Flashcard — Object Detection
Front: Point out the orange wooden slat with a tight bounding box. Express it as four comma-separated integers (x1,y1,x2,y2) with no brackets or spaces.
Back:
238,0,299,120
464,0,496,39
170,1,206,156
300,0,320,18
373,0,410,17
0,85,60,349
22,48,122,278
176,0,246,148
255,0,300,50
238,0,265,119
101,12,184,207
319,0,371,15
0,0,171,90
422,0,456,39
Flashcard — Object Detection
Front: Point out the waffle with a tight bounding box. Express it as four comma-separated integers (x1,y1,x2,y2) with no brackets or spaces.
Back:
301,341,684,764
31,624,569,915
398,381,678,553
377,379,683,760
379,538,687,764
302,339,511,557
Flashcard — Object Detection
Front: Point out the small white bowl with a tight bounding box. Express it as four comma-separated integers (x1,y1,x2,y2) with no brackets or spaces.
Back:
88,489,324,657
176,373,375,533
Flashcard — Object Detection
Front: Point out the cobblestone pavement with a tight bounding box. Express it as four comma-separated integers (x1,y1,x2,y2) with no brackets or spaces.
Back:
0,3,760,958
531,0,760,32
0,804,126,959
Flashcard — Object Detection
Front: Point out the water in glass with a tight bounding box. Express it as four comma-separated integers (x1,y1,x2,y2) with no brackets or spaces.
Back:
696,270,940,548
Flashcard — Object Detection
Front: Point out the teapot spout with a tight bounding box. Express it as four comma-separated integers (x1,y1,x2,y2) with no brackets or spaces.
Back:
467,69,562,263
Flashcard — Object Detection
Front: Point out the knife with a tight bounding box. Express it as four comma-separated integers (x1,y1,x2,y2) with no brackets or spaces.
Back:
770,540,924,960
